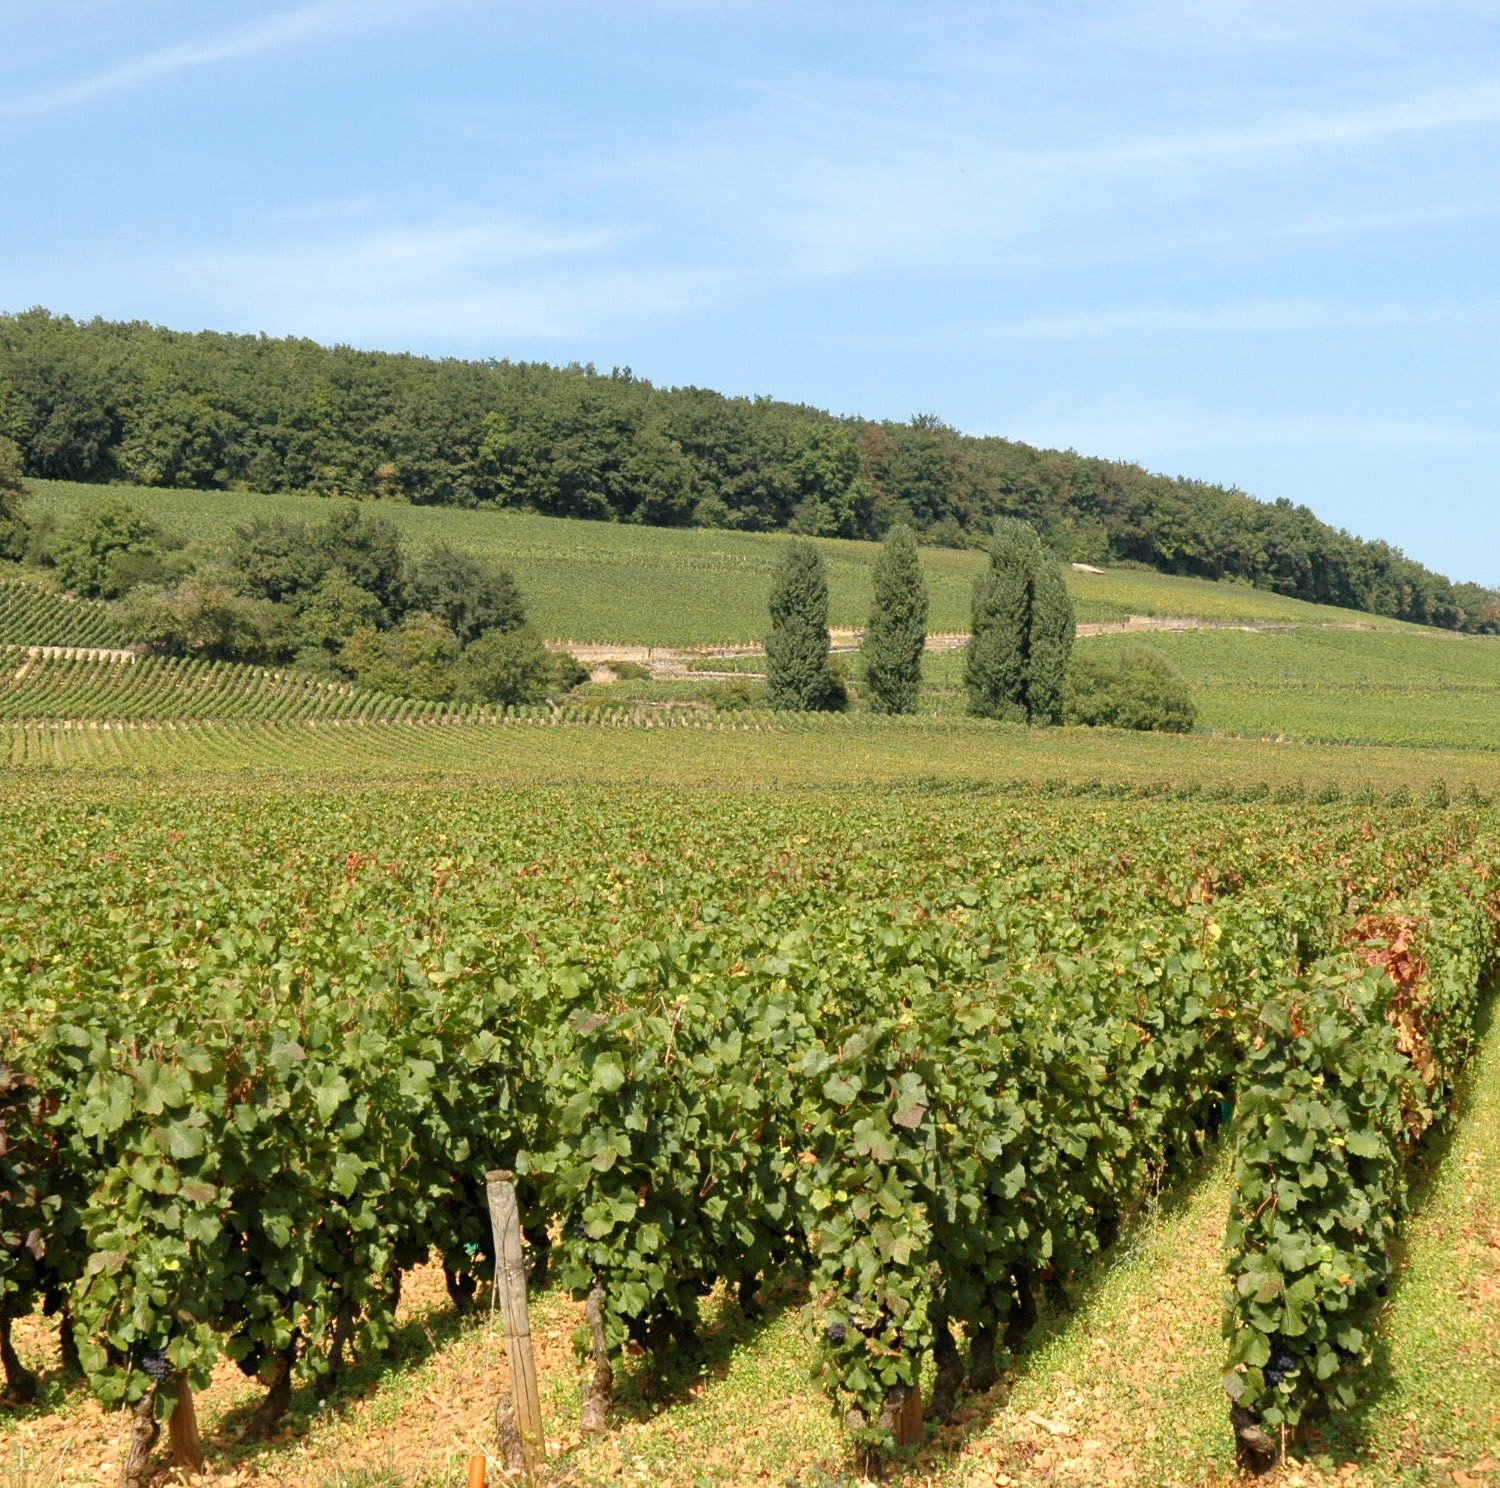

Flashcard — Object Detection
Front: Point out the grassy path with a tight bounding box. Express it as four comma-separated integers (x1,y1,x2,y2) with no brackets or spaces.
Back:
926,1158,1237,1488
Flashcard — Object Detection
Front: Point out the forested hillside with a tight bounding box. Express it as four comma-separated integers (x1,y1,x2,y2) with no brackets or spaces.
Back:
2,308,1494,632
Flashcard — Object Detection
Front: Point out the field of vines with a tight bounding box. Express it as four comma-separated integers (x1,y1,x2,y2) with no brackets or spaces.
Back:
0,650,473,726
0,576,129,649
2,780,1495,1483
11,705,1500,798
1081,626,1500,752
22,481,1408,645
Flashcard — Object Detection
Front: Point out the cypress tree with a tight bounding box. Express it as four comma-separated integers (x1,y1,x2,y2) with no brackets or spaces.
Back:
765,540,845,711
1026,555,1075,724
965,519,1036,721
861,525,928,714
965,517,1072,723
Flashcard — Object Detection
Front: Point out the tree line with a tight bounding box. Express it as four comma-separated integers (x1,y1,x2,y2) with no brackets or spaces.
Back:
770,522,1195,731
2,308,1494,632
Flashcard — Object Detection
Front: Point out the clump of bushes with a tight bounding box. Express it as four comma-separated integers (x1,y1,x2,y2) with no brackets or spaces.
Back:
1064,646,1197,733
58,497,582,707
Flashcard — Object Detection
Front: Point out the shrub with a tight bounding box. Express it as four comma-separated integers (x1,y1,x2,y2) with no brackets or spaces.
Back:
549,648,589,694
0,436,26,560
119,579,290,662
342,614,461,701
1063,646,1197,732
0,434,25,495
454,627,562,707
293,567,385,654
406,543,526,644
601,660,649,680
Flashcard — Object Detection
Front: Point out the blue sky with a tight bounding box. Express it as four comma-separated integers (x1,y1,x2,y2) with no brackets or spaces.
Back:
3,1,1498,581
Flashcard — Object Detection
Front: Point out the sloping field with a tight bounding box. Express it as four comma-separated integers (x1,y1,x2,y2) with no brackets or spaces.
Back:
22,480,1414,645
0,649,443,724
0,573,130,648
1082,626,1500,750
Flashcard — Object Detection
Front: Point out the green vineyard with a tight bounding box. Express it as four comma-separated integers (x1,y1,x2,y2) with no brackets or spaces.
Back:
0,649,461,725
2,781,1494,1482
0,575,131,649
4,491,1499,1488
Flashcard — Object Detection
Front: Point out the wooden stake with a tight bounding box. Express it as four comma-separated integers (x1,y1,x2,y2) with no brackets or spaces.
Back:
485,1169,545,1469
169,1379,204,1473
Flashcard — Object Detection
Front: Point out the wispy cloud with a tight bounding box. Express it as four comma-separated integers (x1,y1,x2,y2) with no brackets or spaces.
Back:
952,297,1480,344
1077,82,1500,165
0,0,432,119
159,215,728,345
615,68,1500,286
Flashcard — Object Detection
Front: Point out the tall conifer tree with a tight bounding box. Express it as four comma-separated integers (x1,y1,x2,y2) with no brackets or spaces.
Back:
765,540,844,711
965,517,1073,722
861,525,928,714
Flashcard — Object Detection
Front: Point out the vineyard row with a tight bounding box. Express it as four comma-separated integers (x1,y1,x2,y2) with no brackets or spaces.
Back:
0,791,1492,1473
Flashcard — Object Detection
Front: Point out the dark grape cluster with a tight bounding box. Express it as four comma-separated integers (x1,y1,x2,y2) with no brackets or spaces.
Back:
1263,1351,1297,1387
569,1218,587,1242
134,1344,171,1382
824,1319,847,1346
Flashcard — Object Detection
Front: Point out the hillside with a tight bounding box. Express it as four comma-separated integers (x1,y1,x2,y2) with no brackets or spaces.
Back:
21,479,1424,646
0,572,129,647
1082,626,1500,751
4,310,1493,633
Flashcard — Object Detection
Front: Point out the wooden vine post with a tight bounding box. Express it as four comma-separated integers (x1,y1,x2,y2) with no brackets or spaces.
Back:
485,1169,545,1472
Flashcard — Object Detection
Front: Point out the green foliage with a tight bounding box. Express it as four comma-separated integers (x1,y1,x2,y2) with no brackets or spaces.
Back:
51,500,167,599
1,310,1489,629
0,436,27,562
454,628,569,707
406,542,525,644
227,517,325,606
1065,645,1197,732
117,578,288,662
1223,870,1494,1457
341,614,462,701
964,565,1029,722
0,435,25,496
766,541,846,712
292,568,385,656
22,478,1437,647
860,526,928,714
1083,626,1500,752
1,782,1485,1467
0,574,128,648
1027,553,1074,724
965,518,1073,723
